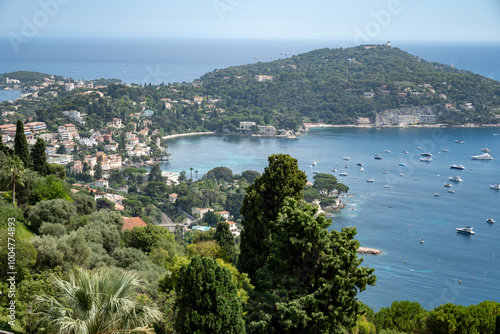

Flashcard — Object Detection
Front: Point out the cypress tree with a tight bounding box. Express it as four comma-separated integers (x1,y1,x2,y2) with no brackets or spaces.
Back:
215,221,237,264
31,138,48,176
239,154,307,279
14,120,31,168
94,159,103,180
175,256,245,333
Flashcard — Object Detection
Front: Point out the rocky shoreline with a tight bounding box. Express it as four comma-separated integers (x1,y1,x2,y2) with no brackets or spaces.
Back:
357,247,382,255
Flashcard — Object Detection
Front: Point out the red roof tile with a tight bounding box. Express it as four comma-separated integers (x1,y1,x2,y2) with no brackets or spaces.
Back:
122,217,147,231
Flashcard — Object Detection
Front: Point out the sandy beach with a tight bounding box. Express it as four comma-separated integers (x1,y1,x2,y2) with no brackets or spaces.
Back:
162,131,216,140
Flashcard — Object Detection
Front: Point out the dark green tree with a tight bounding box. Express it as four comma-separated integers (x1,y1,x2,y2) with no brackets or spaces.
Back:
30,138,49,176
122,224,176,254
239,154,307,278
56,144,66,154
149,163,164,182
215,221,237,264
313,173,338,192
72,192,96,215
335,183,349,198
27,198,76,233
14,120,31,168
246,198,376,333
94,157,103,180
241,170,261,184
202,211,221,226
206,166,233,182
375,301,428,334
175,256,246,334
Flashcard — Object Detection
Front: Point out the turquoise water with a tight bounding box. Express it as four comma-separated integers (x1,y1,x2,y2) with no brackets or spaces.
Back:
162,127,500,311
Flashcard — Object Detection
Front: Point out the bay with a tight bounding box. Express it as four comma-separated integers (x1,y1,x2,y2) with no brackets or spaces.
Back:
0,89,22,103
161,127,500,311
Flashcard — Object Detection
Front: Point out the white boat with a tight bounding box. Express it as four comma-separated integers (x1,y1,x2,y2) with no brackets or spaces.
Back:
313,171,320,174
383,170,389,174
374,154,382,160
332,168,337,172
434,193,441,197
491,184,500,190
399,173,404,177
421,152,433,157
450,164,465,170
482,148,491,153
384,150,391,153
420,238,424,244
417,147,422,149
444,183,453,187
455,140,466,144
442,149,449,152
339,172,348,176
471,153,493,160
487,218,495,224
360,167,364,171
366,179,374,183
420,157,433,162
309,165,313,168
449,176,463,182
312,161,317,166
384,185,390,188
456,226,475,235
448,189,455,194
343,156,350,161
403,150,409,154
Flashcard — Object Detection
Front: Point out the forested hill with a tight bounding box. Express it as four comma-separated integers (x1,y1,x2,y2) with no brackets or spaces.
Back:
199,44,500,126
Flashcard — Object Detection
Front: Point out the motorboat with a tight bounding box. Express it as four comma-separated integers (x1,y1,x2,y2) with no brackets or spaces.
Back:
339,172,348,176
399,163,407,166
455,140,466,144
374,154,382,160
442,149,449,152
384,185,390,188
487,218,495,224
309,165,313,168
482,148,491,153
456,226,475,234
448,189,455,194
312,161,317,166
450,164,466,170
356,162,364,166
345,164,349,168
360,167,364,171
384,150,391,153
491,184,500,190
420,238,424,244
366,179,374,183
434,193,441,197
343,156,350,161
313,171,320,174
383,170,389,174
420,157,433,162
421,152,433,157
403,150,409,154
449,176,463,182
472,153,493,160
399,173,404,177
444,183,453,187
417,147,422,149
332,168,337,172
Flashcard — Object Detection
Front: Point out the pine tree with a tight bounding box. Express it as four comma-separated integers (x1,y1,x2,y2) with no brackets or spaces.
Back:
14,120,31,168
31,138,48,176
94,159,103,180
215,221,237,264
175,256,246,333
239,154,307,279
148,163,164,182
246,198,377,333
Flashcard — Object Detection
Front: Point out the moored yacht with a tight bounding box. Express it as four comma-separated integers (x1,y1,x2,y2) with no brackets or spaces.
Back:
450,164,465,170
343,156,350,161
472,153,493,160
421,152,433,157
374,154,382,160
420,157,433,162
490,184,500,190
339,172,348,176
487,218,495,224
456,226,475,234
444,183,453,187
482,148,491,153
449,176,463,182
455,140,466,144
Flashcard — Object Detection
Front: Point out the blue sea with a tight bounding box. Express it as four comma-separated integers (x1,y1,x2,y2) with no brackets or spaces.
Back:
161,128,500,311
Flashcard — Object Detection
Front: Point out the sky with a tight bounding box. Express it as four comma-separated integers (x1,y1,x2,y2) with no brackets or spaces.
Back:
0,0,499,42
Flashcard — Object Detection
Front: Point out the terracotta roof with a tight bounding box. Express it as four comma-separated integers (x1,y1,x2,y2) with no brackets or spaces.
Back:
226,221,236,225
122,217,147,231
217,211,230,214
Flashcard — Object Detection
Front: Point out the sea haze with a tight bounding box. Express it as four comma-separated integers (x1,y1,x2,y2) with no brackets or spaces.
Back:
1,37,500,84
162,127,500,311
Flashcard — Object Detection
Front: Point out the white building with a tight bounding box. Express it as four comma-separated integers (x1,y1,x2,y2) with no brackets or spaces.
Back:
239,121,256,130
63,110,85,124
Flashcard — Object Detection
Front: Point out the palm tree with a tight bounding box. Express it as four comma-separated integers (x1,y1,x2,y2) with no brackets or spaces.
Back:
35,268,163,334
189,167,193,180
2,155,24,206
195,170,198,180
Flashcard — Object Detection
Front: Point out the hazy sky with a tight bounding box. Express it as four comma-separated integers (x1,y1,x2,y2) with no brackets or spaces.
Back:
0,0,499,42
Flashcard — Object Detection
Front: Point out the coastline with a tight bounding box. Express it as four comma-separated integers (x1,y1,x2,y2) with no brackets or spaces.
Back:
162,131,216,140
304,123,500,129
